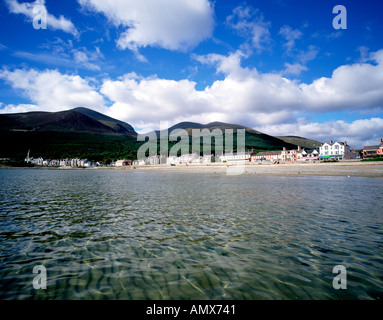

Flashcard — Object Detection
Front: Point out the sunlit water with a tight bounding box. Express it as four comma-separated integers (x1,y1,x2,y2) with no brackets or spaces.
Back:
0,169,382,300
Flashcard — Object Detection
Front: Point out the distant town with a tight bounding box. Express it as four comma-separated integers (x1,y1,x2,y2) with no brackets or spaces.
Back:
23,139,383,168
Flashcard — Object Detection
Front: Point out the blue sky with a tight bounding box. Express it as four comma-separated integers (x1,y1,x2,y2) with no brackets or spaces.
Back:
1,0,383,148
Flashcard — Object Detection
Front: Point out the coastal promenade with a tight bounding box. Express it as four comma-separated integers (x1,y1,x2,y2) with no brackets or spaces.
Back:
86,161,383,177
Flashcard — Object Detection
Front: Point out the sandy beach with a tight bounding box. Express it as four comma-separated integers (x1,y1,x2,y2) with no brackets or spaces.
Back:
84,161,383,177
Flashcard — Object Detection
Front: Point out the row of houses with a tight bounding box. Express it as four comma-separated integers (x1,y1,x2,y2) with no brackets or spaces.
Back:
126,154,218,166
112,141,356,167
361,138,383,159
251,146,320,162
250,141,363,162
115,153,252,167
252,139,383,162
24,139,382,168
25,156,98,167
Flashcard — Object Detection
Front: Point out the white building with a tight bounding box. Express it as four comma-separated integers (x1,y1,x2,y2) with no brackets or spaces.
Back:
201,155,213,163
35,157,44,166
147,156,160,165
297,149,319,161
167,156,178,165
319,141,352,160
133,160,145,166
178,153,200,164
115,159,128,166
70,158,81,167
219,152,251,163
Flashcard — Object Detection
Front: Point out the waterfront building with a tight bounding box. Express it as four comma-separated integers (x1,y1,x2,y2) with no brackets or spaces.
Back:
281,147,299,162
219,152,251,163
35,157,44,166
201,155,214,163
362,138,383,159
147,155,160,165
133,160,145,166
178,153,200,164
166,156,178,165
251,151,281,161
251,147,317,162
298,149,319,161
115,159,130,166
319,140,352,160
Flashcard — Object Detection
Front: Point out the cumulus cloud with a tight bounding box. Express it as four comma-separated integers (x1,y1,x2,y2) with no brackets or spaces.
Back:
1,49,383,145
78,0,214,60
256,118,383,149
300,50,383,111
6,0,78,36
100,49,383,140
0,68,105,113
101,73,210,131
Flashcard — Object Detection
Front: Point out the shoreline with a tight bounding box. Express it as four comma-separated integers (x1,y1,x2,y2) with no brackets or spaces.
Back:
3,161,383,177
115,161,383,177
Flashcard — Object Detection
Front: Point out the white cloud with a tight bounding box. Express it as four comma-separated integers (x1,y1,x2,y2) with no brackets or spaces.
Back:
282,62,308,76
192,50,253,80
226,5,271,53
300,50,383,111
279,25,302,52
357,46,370,62
278,24,318,76
100,49,383,142
312,30,343,41
0,103,40,114
101,73,210,132
281,46,319,76
78,0,214,59
257,118,383,149
1,50,383,146
298,45,319,64
6,0,78,36
0,68,105,113
278,25,318,76
72,47,103,71
14,46,103,71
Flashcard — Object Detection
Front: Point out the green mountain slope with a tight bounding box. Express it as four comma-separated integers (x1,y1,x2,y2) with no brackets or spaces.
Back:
276,136,322,149
0,108,140,161
1,131,140,161
0,108,317,162
0,108,137,136
73,107,137,136
156,121,298,152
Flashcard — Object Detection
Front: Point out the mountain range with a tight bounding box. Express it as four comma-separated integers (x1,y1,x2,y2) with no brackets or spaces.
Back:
0,107,137,137
0,107,321,161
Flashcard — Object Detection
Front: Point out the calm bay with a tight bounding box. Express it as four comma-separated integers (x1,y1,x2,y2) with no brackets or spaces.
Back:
0,168,382,300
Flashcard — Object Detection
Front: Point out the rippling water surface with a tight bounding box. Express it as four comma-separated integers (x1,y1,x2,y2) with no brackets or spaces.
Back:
0,169,382,300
